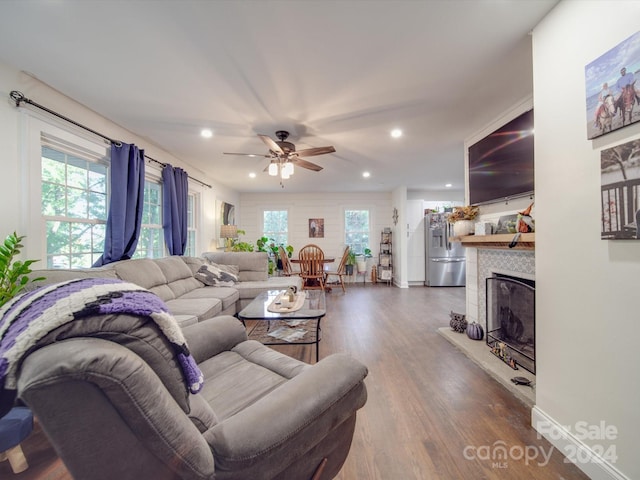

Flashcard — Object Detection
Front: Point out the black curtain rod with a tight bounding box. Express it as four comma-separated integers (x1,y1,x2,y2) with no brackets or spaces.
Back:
9,90,212,189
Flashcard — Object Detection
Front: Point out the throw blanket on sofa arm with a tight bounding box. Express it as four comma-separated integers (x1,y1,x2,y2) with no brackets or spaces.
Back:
0,277,204,417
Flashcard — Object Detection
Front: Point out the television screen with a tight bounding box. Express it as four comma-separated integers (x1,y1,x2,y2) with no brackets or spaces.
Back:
468,109,534,205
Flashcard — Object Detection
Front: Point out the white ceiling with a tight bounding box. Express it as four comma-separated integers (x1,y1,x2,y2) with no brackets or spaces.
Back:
0,0,558,194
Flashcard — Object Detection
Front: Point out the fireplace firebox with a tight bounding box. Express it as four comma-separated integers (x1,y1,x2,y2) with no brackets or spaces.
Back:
486,274,535,373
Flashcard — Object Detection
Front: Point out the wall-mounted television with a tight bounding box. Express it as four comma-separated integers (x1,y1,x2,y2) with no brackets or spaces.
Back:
468,109,534,206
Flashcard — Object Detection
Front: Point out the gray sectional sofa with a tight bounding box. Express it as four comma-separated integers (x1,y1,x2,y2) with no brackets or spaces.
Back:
10,265,367,480
12,252,367,479
30,252,302,327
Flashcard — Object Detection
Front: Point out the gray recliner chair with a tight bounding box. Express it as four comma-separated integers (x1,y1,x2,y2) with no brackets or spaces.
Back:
14,313,368,479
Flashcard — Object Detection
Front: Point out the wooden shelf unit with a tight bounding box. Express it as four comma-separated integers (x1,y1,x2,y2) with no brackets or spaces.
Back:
452,232,535,250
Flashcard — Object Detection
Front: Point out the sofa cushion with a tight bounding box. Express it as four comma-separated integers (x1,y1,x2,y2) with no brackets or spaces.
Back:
27,267,118,291
34,314,191,412
202,252,268,282
181,256,206,276
197,349,290,421
194,264,239,287
154,256,203,297
110,259,175,301
173,314,199,328
165,298,222,321
181,287,240,312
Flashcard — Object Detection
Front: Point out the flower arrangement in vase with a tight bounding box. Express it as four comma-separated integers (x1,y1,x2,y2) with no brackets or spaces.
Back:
447,205,479,237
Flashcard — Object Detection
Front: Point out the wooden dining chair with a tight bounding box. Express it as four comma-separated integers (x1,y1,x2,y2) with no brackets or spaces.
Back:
324,246,350,293
298,244,325,291
278,245,298,276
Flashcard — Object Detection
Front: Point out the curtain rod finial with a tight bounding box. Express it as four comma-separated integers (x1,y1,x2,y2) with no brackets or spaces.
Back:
9,91,25,107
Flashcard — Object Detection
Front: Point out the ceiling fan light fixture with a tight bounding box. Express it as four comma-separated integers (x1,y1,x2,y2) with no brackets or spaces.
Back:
283,162,294,176
224,131,334,186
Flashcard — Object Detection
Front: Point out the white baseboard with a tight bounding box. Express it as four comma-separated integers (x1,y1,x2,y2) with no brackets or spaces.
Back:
531,407,629,480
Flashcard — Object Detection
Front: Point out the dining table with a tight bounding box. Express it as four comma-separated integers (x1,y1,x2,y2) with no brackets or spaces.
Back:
290,257,335,291
290,257,335,266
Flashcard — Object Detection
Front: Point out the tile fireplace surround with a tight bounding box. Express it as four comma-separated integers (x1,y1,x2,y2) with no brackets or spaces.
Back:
465,248,535,327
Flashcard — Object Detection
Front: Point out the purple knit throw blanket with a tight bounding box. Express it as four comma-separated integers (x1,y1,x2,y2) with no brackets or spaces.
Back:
0,278,204,416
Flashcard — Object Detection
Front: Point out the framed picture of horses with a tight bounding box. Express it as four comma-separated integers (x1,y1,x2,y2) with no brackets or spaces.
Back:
585,30,640,140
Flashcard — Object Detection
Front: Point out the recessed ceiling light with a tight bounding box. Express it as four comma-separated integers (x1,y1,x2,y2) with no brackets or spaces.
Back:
363,172,371,178
390,129,402,138
445,183,452,188
249,172,256,179
200,129,213,138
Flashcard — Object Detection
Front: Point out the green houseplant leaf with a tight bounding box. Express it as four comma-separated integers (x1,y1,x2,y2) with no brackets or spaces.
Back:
0,232,45,307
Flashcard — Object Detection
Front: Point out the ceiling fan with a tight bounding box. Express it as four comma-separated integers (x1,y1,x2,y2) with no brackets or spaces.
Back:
224,130,336,174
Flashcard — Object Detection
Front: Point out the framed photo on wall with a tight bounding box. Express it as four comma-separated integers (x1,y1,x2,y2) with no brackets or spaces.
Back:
309,218,324,238
216,201,236,249
220,202,235,226
585,30,640,140
601,138,640,239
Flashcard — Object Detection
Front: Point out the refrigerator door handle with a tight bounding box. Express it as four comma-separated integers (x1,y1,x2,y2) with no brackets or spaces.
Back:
443,218,452,251
431,258,465,263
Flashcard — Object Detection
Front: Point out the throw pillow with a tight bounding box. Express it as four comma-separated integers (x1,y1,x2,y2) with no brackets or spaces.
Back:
195,263,239,287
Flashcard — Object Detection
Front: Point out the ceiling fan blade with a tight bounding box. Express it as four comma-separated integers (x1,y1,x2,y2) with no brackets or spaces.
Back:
292,158,323,171
294,146,336,157
258,134,284,155
223,152,271,157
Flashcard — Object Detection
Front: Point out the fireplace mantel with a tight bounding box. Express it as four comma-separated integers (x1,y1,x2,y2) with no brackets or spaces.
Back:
453,233,535,251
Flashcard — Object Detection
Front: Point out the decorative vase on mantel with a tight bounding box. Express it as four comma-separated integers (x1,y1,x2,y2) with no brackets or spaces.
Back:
453,219,475,237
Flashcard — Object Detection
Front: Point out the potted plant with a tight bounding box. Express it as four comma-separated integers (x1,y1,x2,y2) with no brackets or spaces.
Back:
231,230,254,251
256,237,280,274
345,250,356,275
448,205,479,236
0,232,45,308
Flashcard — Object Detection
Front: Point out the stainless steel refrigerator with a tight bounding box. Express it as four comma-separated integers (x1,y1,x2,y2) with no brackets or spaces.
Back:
424,213,466,286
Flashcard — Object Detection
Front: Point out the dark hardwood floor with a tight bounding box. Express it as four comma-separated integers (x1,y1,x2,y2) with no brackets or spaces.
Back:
1,284,588,480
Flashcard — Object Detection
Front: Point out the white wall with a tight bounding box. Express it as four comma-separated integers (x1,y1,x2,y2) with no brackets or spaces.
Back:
533,2,640,479
0,62,236,259
392,186,407,287
240,191,393,281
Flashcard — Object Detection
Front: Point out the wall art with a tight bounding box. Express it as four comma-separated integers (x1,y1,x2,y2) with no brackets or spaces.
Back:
216,201,236,248
585,30,640,139
220,202,235,226
308,218,324,238
601,138,640,239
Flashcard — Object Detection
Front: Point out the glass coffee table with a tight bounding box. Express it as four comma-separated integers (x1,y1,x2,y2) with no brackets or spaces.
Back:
237,290,326,362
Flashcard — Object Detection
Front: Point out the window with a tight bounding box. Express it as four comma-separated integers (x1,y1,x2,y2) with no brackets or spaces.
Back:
41,145,108,268
133,181,164,259
345,209,370,254
33,122,199,266
263,210,288,246
185,193,197,256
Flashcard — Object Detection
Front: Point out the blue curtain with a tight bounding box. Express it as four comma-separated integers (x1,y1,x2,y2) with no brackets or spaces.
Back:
94,143,145,266
162,164,189,255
